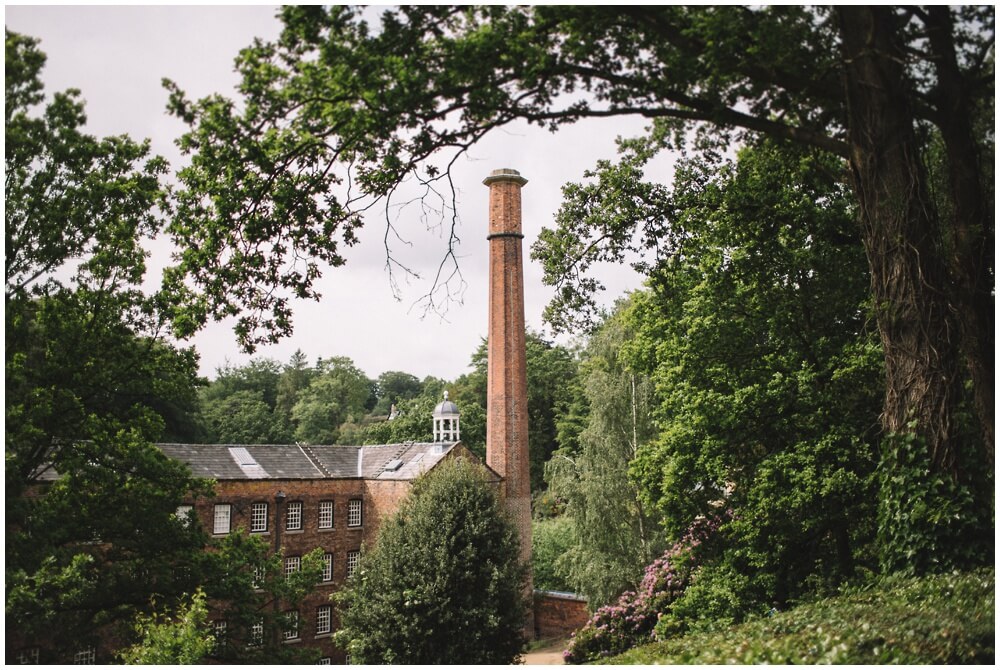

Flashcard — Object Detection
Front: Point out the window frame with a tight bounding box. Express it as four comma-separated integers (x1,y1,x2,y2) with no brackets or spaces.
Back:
316,604,332,635
346,550,360,577
175,504,193,528
347,499,363,528
318,500,334,529
73,647,96,665
212,620,227,655
250,501,268,533
249,619,264,647
213,503,231,535
286,500,303,531
282,610,300,641
284,555,301,577
322,552,334,582
16,647,40,664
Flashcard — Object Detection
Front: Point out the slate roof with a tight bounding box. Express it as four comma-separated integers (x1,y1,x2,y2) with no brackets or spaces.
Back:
156,441,467,481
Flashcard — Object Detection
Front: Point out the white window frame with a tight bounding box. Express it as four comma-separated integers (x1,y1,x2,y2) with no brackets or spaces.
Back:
212,620,227,654
318,500,334,529
347,499,362,527
250,502,268,533
286,501,303,531
175,505,193,527
252,564,265,590
322,552,333,582
282,610,300,641
316,605,332,635
318,658,331,665
347,550,360,577
213,504,231,535
73,647,96,665
285,555,301,576
17,647,40,664
249,619,264,647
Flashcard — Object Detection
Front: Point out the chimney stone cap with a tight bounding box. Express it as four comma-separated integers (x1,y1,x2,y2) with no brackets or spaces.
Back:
483,168,528,187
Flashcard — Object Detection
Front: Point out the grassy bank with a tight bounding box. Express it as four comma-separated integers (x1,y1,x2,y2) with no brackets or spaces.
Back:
602,568,994,665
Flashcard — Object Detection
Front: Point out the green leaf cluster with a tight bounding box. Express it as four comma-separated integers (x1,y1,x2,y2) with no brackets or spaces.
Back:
118,589,214,664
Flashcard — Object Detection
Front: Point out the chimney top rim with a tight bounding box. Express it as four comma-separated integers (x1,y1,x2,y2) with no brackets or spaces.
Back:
483,168,528,187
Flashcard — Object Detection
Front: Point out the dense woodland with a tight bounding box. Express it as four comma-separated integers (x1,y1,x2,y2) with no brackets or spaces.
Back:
6,5,993,664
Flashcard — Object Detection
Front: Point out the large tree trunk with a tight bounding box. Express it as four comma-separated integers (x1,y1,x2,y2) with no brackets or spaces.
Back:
837,6,965,474
924,6,995,464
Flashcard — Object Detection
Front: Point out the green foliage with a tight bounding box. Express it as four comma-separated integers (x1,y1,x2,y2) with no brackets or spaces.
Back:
5,30,211,656
346,392,436,446
877,429,993,576
617,141,881,611
606,569,995,665
531,516,575,593
545,301,664,607
200,389,289,444
373,370,424,415
334,459,527,664
292,356,373,444
118,589,214,664
465,331,581,491
563,517,721,664
200,531,323,664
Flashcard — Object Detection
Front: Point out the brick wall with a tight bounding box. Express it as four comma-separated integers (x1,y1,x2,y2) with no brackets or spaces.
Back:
199,478,371,663
533,590,590,640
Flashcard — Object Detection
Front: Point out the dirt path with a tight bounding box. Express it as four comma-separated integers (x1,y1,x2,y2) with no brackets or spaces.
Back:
523,638,569,665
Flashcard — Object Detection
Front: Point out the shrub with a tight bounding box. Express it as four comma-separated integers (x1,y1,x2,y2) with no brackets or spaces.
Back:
563,515,723,664
606,568,995,665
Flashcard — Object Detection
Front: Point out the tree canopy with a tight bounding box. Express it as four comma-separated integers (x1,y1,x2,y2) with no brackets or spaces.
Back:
168,4,993,572
5,29,212,659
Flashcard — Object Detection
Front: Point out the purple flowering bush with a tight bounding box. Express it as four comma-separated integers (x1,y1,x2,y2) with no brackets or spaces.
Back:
563,515,725,664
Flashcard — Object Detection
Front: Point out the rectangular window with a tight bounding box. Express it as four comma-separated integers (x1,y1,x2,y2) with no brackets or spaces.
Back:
285,555,301,576
175,505,193,527
322,552,333,582
213,504,231,535
286,501,303,531
16,647,40,664
347,550,360,577
250,502,268,533
347,499,362,527
73,647,96,665
316,605,332,635
212,620,227,655
318,500,334,529
249,619,264,647
282,610,300,641
252,564,265,590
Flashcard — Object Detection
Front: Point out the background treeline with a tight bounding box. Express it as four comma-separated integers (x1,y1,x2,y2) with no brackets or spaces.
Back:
187,332,579,497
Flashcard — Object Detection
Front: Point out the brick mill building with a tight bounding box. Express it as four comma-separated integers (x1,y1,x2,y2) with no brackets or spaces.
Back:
161,436,495,664
9,169,587,664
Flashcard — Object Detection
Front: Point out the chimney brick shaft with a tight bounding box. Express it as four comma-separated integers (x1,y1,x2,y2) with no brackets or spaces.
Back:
483,169,533,600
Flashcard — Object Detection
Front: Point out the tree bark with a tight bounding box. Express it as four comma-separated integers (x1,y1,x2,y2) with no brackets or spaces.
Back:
836,7,965,474
923,6,995,464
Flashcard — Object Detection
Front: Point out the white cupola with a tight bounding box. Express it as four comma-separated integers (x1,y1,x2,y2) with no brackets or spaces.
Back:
432,390,460,442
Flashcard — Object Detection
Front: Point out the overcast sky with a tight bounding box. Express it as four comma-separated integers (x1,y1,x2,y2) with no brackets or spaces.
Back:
6,5,672,382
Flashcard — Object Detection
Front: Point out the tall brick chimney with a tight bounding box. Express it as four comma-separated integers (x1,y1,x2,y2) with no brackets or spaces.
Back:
483,168,533,623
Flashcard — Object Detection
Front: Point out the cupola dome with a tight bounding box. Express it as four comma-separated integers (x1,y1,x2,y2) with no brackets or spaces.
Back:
432,391,460,442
